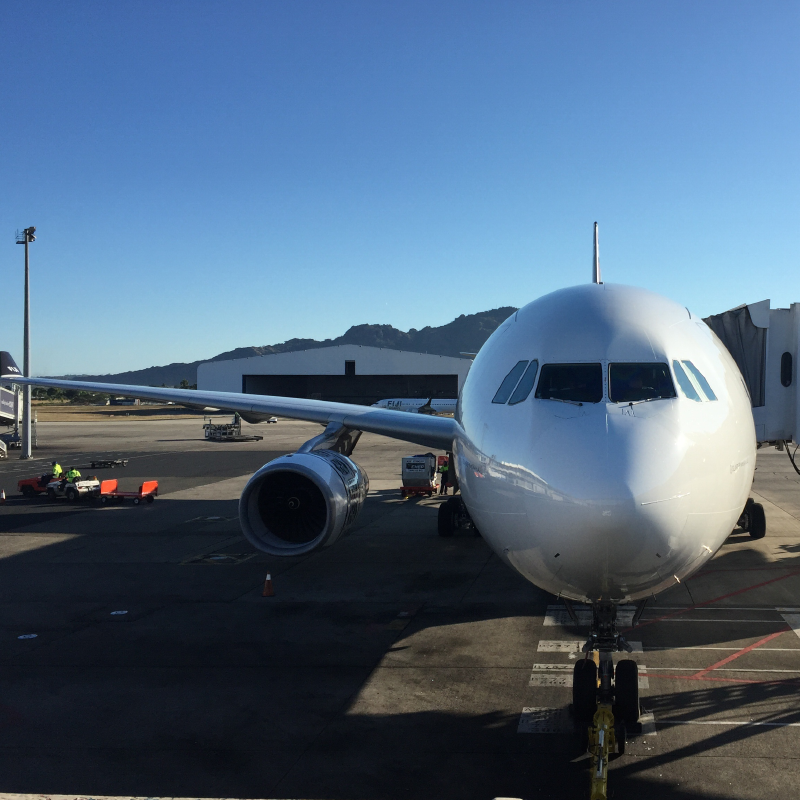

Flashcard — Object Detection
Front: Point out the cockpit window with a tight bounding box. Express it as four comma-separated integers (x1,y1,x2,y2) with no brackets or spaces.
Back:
608,363,676,403
492,360,528,404
534,363,603,403
508,360,539,405
682,360,717,401
672,360,701,401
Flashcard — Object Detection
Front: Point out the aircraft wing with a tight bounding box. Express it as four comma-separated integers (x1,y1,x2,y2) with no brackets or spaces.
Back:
0,354,459,451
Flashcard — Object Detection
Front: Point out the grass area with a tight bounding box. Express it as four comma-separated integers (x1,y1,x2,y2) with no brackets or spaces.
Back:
32,403,208,422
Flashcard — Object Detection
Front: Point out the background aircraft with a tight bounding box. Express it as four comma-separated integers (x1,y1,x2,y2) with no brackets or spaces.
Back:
372,397,457,415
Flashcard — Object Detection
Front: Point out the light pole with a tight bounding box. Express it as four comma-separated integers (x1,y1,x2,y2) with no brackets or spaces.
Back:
15,226,35,459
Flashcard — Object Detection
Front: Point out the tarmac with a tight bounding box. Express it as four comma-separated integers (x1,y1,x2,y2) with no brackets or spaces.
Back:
0,417,799,800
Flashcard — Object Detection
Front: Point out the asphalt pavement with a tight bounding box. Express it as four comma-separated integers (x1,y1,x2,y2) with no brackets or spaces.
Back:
0,418,799,800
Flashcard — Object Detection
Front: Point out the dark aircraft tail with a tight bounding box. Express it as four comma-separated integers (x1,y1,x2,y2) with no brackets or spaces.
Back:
0,352,22,379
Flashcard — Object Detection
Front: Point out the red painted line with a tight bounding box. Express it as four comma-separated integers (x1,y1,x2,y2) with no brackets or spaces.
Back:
691,627,789,679
625,568,800,632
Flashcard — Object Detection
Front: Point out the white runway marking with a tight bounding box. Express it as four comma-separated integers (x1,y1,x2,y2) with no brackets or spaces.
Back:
646,667,800,674
529,663,649,688
657,719,800,728
517,707,571,733
537,640,643,653
645,646,800,651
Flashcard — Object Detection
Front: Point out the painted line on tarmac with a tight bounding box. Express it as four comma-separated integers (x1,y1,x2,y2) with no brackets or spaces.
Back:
656,719,800,728
692,627,790,679
640,618,784,623
646,667,800,674
529,663,649,689
622,568,800,633
645,646,800,651
537,640,643,652
646,673,800,685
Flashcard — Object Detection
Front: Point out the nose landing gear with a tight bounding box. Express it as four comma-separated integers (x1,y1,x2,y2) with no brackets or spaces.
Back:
572,602,640,800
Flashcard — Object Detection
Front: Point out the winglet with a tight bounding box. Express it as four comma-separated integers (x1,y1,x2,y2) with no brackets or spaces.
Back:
592,222,602,284
0,352,22,379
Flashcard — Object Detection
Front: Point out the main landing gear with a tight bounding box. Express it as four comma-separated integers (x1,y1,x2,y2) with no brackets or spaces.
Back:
571,602,641,800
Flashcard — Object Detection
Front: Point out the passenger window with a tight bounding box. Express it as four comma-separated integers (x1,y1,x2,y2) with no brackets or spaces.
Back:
682,361,717,401
492,361,528,404
508,360,539,405
672,361,701,401
608,363,676,403
534,363,603,403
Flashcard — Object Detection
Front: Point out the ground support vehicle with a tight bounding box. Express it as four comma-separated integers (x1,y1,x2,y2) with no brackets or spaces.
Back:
46,477,101,502
99,479,158,505
18,472,57,496
400,454,439,499
203,415,264,442
90,458,128,469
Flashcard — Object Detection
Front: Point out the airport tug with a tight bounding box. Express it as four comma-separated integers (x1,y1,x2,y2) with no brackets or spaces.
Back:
570,601,642,800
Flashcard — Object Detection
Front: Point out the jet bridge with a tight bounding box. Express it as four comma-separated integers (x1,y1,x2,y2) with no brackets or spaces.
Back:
704,300,799,444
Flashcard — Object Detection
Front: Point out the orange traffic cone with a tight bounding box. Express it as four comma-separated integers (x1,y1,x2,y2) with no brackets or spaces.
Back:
262,574,274,597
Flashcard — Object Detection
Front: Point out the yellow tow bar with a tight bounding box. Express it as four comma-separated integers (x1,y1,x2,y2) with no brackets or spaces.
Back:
588,702,616,800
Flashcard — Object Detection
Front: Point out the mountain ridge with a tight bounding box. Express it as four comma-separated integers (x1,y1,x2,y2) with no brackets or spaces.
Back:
59,306,518,387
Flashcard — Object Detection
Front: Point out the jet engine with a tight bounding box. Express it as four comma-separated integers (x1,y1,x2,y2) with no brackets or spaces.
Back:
239,450,369,557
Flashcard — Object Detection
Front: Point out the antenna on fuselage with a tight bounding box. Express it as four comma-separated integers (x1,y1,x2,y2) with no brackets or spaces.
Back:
592,222,602,284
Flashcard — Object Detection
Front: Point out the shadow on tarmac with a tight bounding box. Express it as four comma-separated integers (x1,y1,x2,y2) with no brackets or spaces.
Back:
0,489,798,799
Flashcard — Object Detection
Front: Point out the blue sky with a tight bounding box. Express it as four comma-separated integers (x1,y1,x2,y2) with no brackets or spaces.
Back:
1,1,797,376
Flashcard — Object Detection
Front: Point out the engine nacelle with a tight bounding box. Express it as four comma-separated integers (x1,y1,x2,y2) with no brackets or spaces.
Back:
239,450,369,557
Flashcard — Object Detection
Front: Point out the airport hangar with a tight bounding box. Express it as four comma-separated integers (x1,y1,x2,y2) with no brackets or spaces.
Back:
196,344,473,405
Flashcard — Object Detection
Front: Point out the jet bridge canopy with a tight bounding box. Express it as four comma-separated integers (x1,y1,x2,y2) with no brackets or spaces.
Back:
704,300,799,444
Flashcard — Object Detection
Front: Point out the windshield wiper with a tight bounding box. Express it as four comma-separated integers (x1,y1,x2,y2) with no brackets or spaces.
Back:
626,396,670,406
548,397,584,406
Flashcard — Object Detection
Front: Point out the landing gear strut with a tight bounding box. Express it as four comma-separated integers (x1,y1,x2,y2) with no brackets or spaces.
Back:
572,602,640,800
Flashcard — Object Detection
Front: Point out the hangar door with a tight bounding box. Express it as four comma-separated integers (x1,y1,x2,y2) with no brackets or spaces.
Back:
243,374,458,405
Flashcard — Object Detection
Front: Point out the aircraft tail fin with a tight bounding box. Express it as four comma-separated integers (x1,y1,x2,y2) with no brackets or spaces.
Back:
0,352,22,379
592,222,602,284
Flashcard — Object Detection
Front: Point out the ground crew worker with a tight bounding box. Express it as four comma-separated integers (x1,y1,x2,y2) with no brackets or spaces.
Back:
64,467,81,484
439,458,449,495
51,461,62,479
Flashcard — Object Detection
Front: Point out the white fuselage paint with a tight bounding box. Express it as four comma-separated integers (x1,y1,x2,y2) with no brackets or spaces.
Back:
455,284,755,604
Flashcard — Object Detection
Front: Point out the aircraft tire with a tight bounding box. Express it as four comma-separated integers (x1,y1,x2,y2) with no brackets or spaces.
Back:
614,659,640,725
572,659,597,722
437,498,457,537
749,503,766,539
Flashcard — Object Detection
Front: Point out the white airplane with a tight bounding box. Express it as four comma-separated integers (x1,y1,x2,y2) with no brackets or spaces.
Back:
0,225,758,792
372,397,457,414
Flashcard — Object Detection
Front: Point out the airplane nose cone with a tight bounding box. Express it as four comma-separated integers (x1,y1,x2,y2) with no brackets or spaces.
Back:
521,405,691,600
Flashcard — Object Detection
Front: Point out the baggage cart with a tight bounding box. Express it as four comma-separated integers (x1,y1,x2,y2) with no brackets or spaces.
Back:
400,453,439,498
99,479,159,505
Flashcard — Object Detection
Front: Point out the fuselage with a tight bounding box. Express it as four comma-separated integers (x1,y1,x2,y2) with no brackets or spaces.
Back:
454,283,755,604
